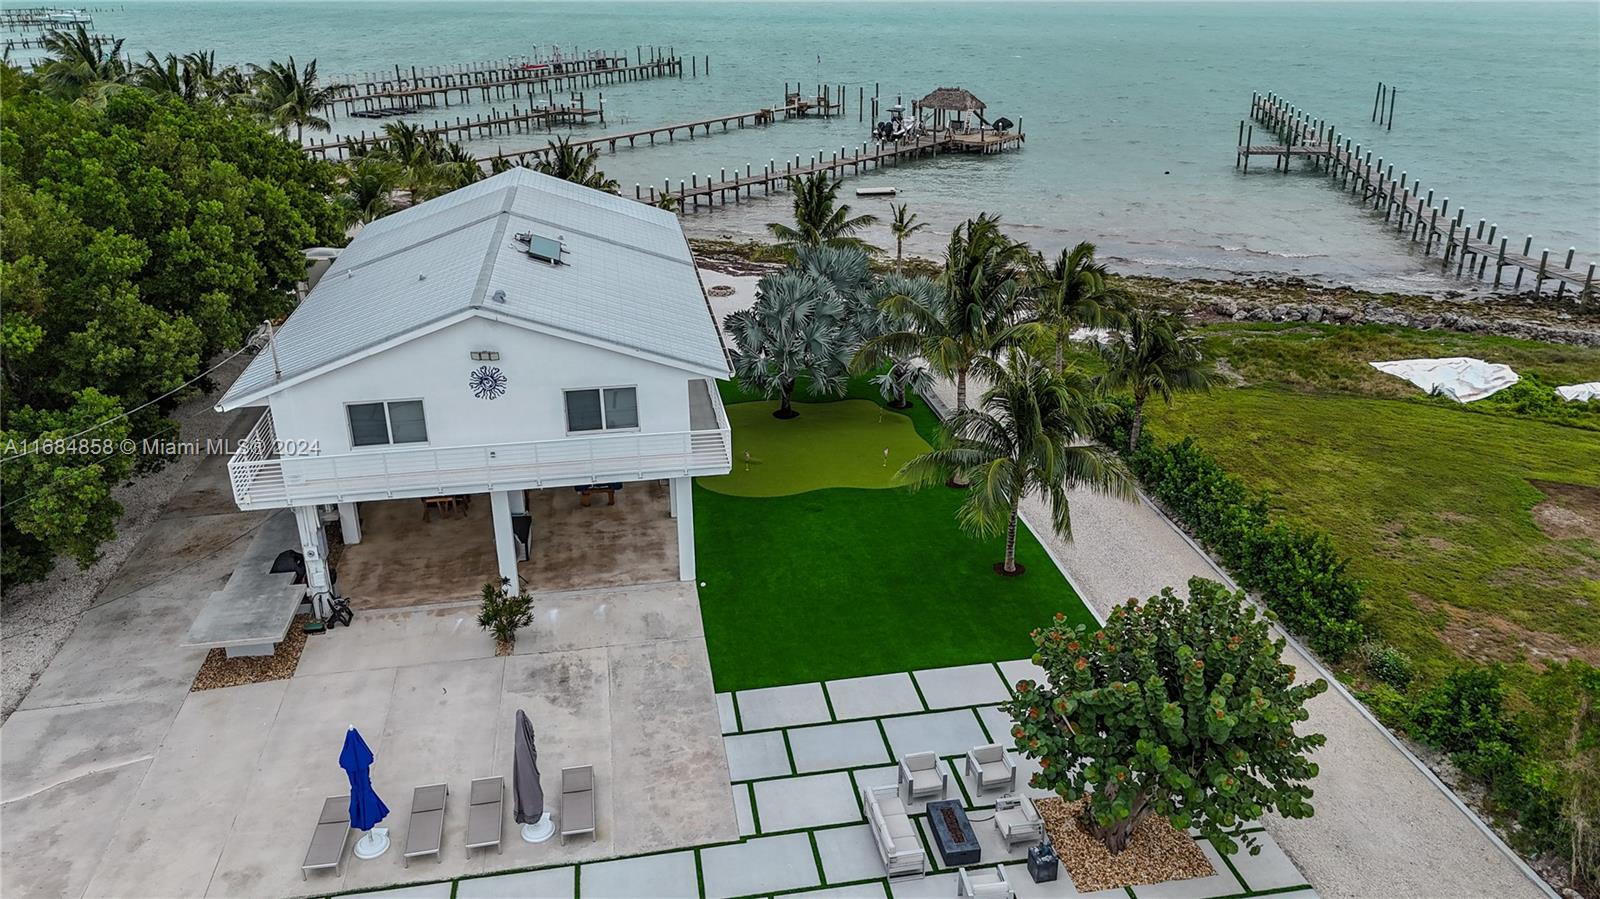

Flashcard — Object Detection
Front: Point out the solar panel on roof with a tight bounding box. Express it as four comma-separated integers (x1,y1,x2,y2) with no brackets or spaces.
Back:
526,234,563,265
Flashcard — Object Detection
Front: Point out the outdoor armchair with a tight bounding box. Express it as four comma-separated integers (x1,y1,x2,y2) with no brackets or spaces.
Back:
992,795,1045,848
898,751,949,802
957,864,1015,899
964,744,1017,794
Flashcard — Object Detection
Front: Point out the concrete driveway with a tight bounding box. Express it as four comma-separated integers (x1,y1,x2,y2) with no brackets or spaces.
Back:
1,439,734,899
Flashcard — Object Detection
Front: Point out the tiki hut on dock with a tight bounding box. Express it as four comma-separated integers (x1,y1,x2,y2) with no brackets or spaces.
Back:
916,87,986,131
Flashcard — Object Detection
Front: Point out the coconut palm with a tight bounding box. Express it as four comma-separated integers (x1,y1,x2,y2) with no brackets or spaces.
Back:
724,268,853,419
533,136,619,193
1097,308,1215,452
767,172,877,250
133,52,186,99
1016,241,1127,373
37,26,128,103
338,158,401,225
365,121,456,203
889,202,928,269
899,350,1131,575
246,56,345,143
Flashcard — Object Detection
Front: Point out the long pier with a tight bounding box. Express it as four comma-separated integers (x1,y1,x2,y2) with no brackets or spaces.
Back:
0,7,96,29
307,99,603,160
1238,92,1595,301
335,55,686,117
638,128,1025,211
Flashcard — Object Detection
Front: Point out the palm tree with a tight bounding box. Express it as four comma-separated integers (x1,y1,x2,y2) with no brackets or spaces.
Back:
899,350,1131,575
1097,308,1215,452
767,172,877,250
366,121,455,203
533,136,618,193
338,158,401,225
37,26,127,103
1016,241,1127,373
247,56,346,143
724,268,852,419
889,202,928,269
133,52,185,99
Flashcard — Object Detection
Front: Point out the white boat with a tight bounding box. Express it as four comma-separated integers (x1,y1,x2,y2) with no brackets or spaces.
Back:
855,187,897,197
45,10,92,24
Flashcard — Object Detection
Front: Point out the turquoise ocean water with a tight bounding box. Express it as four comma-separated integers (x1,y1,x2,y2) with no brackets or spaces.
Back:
15,1,1600,290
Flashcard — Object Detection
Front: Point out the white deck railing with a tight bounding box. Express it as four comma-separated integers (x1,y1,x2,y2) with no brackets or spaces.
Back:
228,405,731,511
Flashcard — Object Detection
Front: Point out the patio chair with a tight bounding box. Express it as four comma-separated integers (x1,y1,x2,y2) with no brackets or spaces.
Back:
465,776,503,855
301,795,351,880
957,864,1015,899
898,751,949,802
992,795,1045,848
403,783,448,868
560,765,596,844
964,744,1017,794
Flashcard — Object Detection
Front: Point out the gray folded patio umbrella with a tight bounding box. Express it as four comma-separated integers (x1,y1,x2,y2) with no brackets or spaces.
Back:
514,709,554,842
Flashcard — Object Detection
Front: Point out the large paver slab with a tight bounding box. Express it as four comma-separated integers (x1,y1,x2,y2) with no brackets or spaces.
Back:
700,831,821,899
1227,831,1308,892
795,885,888,899
997,657,1048,690
733,784,756,835
912,663,1011,709
825,672,924,720
887,872,959,898
752,771,860,831
725,730,792,781
579,850,699,899
880,709,989,758
813,822,888,884
787,720,890,773
975,704,1017,745
1130,840,1244,899
456,866,575,899
736,682,832,730
717,692,738,733
353,883,454,899
1014,874,1129,899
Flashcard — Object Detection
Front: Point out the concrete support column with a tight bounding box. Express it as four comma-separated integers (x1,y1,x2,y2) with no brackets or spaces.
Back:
508,489,527,515
490,490,520,590
672,476,694,581
292,505,333,618
337,502,362,544
667,477,679,519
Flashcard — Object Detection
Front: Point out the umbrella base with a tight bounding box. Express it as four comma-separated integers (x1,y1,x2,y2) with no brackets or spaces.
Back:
521,813,555,843
353,827,390,859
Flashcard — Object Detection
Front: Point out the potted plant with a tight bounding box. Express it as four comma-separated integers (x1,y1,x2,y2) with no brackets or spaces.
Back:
478,577,534,655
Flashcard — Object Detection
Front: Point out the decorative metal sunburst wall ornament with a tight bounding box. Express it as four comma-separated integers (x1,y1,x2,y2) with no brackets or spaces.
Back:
468,365,508,400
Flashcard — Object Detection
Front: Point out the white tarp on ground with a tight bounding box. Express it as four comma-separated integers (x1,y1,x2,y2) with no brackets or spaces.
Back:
1071,326,1117,346
1370,357,1521,402
1556,382,1600,402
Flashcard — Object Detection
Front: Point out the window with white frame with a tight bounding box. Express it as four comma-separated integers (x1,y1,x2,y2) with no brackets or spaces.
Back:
564,387,638,432
347,400,429,447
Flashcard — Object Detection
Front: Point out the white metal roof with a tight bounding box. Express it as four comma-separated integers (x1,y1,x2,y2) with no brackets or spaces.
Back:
220,168,728,409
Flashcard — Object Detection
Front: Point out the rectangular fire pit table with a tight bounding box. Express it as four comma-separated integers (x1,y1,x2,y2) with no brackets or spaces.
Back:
926,799,981,867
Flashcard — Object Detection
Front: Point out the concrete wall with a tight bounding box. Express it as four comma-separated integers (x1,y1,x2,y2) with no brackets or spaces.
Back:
267,316,704,456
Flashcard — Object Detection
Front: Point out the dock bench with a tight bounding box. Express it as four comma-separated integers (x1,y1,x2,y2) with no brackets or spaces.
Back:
182,510,307,657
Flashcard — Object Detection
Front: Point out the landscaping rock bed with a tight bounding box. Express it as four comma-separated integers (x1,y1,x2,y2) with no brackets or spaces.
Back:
1036,796,1213,892
190,614,310,691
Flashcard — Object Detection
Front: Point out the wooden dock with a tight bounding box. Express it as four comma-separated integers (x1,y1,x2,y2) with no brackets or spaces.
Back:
0,7,97,29
1238,92,1595,301
334,55,686,118
307,99,603,160
636,128,1024,211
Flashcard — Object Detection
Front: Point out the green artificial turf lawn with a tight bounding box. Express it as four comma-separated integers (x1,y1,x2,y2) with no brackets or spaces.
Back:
700,399,932,497
1150,387,1600,682
695,376,1095,692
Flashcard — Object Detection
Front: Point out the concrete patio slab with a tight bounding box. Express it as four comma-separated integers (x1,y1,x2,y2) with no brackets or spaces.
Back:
997,658,1048,690
787,720,891,773
1014,873,1130,899
0,696,177,804
515,582,705,654
974,705,1016,746
575,850,699,899
880,709,989,759
851,765,950,814
295,602,491,676
350,882,455,899
0,756,152,899
725,731,792,781
735,682,832,731
887,872,959,898
700,831,821,899
717,692,738,733
752,771,861,832
1226,831,1307,892
911,663,1010,709
825,673,924,721
793,885,889,899
455,865,576,899
734,784,756,836
813,822,888,884
1130,840,1245,899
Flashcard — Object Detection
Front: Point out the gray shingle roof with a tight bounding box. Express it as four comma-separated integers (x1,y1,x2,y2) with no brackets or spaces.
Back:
220,168,728,408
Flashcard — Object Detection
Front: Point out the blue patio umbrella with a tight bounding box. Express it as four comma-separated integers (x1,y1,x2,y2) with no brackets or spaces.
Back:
339,726,391,859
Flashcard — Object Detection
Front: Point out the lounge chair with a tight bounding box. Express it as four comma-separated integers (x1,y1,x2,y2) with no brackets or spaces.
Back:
301,795,351,880
403,783,448,868
898,751,949,802
560,765,596,844
958,864,1015,898
993,795,1045,848
465,776,503,855
862,783,927,877
964,744,1017,794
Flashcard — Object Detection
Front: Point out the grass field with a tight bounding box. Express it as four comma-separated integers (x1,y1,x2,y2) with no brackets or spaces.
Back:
695,379,1096,692
1148,322,1600,683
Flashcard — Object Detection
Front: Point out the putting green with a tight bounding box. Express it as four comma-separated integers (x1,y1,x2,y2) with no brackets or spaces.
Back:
700,399,932,497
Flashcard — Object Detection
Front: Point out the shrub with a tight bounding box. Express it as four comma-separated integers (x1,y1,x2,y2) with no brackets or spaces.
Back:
1411,666,1524,756
477,578,534,652
1359,641,1416,690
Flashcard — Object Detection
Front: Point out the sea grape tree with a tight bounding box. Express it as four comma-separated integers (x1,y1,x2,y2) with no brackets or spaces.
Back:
1004,577,1327,855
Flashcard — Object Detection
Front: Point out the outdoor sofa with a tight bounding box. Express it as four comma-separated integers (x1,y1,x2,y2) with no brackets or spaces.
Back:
862,783,927,877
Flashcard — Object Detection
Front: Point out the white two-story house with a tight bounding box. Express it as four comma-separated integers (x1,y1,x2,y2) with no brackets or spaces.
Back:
217,168,732,606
